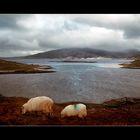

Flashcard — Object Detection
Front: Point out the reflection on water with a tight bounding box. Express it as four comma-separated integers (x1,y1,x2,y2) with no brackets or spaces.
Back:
0,58,139,103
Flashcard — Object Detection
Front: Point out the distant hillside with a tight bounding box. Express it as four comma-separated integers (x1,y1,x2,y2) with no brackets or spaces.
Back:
24,48,140,59
120,58,140,69
0,59,54,74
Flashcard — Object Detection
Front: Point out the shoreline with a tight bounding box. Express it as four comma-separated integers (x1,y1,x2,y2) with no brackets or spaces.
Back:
0,59,55,74
0,69,56,74
0,95,140,125
0,58,140,125
120,58,140,69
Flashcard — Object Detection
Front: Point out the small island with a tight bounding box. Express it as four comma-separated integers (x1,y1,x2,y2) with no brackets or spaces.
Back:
120,58,140,69
62,60,96,63
0,59,55,74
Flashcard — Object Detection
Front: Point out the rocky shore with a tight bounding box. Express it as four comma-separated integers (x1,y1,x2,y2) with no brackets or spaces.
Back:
0,95,140,125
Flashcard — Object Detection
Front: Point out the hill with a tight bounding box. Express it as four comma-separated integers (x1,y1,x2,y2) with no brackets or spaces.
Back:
24,48,140,59
0,59,55,74
120,58,140,69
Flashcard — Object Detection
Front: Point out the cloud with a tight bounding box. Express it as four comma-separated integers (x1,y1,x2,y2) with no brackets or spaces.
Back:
70,14,140,39
0,14,140,57
0,14,33,30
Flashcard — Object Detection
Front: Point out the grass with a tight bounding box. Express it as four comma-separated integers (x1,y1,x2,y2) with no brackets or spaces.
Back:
120,58,140,68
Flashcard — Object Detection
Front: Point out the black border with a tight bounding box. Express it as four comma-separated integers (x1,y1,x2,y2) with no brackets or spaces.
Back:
0,1,139,137
1,0,140,13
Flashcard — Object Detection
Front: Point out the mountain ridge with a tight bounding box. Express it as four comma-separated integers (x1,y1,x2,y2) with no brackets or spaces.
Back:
16,48,140,59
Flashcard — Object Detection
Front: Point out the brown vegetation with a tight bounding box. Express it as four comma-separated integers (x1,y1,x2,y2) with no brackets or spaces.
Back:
0,59,55,74
120,58,140,69
0,95,140,126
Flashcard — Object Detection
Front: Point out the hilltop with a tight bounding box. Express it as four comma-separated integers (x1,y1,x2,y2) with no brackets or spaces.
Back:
23,48,140,59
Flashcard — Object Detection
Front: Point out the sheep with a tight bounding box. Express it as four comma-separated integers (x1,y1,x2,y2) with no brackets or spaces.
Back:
22,96,54,116
61,103,87,118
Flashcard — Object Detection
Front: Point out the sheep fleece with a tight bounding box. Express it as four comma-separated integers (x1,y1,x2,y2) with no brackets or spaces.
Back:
61,104,87,118
22,96,54,114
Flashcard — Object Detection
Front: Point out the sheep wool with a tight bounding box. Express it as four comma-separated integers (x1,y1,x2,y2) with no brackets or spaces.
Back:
61,103,87,118
22,96,54,115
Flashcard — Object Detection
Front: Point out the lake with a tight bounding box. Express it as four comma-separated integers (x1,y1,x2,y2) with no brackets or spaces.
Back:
0,58,140,103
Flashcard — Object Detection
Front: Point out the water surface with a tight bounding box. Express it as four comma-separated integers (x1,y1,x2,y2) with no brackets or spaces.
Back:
0,58,139,103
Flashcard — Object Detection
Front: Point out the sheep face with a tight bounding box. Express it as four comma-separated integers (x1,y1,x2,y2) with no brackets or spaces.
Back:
21,106,26,114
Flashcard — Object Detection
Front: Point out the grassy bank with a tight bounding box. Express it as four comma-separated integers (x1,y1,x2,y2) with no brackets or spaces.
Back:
120,58,140,69
0,95,140,125
0,59,55,74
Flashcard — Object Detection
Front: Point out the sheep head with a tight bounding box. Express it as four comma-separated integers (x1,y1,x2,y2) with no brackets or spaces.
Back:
21,105,26,114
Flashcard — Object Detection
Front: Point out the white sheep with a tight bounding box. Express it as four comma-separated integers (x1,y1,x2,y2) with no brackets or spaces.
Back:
61,103,87,118
22,96,54,116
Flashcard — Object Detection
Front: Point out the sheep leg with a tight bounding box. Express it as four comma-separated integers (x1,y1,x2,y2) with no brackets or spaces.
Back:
46,113,53,119
42,114,47,120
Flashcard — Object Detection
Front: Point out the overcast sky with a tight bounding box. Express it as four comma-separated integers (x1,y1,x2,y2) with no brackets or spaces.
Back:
0,14,140,57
